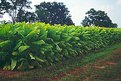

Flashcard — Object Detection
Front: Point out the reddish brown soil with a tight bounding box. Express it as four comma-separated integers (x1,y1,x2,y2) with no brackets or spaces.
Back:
51,67,85,81
0,70,24,78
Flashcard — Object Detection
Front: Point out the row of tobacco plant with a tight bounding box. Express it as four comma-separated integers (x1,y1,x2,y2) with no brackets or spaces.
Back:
0,22,121,70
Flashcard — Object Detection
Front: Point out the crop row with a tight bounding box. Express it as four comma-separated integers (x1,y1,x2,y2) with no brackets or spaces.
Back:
0,22,121,70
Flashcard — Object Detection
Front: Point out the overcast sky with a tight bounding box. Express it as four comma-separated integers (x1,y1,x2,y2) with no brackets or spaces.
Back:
1,0,121,27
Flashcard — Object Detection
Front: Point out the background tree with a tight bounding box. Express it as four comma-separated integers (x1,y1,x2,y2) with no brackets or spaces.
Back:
81,8,117,28
16,10,36,22
35,2,74,25
0,0,31,23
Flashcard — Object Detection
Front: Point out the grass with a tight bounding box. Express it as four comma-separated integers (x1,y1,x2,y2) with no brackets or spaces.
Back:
1,43,121,81
59,45,121,81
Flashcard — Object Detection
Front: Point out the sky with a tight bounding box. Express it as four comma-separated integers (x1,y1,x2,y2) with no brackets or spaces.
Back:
1,0,121,27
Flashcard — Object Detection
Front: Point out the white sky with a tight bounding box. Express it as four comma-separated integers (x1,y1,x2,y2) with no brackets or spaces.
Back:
1,0,121,27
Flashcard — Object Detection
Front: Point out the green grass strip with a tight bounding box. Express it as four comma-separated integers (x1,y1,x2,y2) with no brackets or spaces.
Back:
50,43,121,76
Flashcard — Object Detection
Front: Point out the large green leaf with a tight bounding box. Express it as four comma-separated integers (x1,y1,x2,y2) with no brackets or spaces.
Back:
0,40,11,47
29,53,35,60
25,28,40,40
32,40,45,45
55,44,62,52
18,45,30,53
11,59,17,70
14,40,23,50
35,57,45,63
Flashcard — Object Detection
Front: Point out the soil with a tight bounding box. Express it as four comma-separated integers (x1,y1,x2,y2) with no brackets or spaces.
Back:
0,70,23,78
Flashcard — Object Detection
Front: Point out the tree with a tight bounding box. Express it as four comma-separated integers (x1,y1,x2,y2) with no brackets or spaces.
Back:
16,10,36,23
0,0,31,23
81,8,117,28
35,2,74,25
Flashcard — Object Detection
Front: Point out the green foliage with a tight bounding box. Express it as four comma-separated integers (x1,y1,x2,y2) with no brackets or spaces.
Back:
35,2,74,25
0,22,121,71
16,11,37,23
18,46,30,53
11,59,17,70
0,0,31,23
82,8,117,28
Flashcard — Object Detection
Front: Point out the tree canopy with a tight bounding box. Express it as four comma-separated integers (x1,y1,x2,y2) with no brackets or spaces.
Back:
35,2,74,25
0,0,31,23
16,10,36,23
81,8,117,28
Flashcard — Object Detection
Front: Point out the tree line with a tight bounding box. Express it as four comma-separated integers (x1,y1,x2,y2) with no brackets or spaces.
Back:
0,0,117,28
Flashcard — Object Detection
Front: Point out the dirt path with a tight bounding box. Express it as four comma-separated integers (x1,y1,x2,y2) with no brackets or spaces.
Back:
50,48,121,81
0,70,24,78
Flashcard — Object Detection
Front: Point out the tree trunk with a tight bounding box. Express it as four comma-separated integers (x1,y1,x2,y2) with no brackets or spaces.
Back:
12,17,16,24
8,12,16,24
